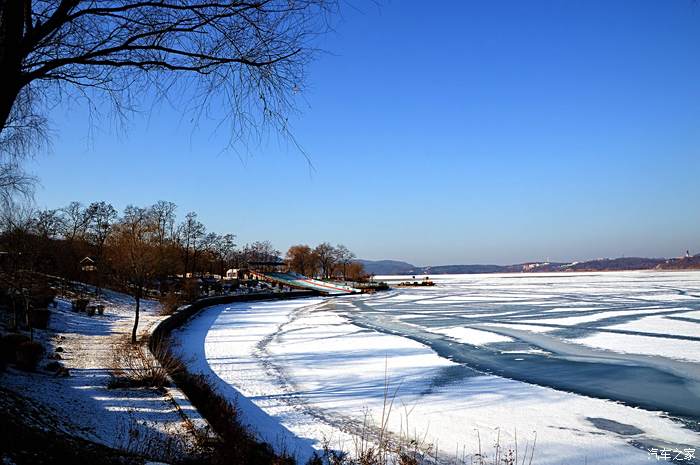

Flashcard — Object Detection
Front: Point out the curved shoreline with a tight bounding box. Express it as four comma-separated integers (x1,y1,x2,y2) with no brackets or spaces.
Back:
147,290,320,459
149,281,700,465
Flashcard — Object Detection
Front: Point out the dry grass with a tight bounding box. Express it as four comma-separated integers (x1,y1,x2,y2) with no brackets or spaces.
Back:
109,336,184,389
113,406,207,464
310,362,537,465
159,291,184,316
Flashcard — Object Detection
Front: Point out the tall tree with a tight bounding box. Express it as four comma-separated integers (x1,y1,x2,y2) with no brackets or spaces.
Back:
313,242,336,279
177,211,205,276
335,244,355,280
148,200,178,281
286,244,316,277
149,200,177,248
244,240,280,263
60,201,91,242
85,201,116,294
32,208,63,239
206,233,236,277
106,205,158,343
59,201,92,279
344,261,366,281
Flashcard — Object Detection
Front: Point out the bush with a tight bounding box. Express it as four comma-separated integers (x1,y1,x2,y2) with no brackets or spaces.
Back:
29,286,56,308
159,292,182,316
29,308,51,329
0,333,31,365
16,341,45,371
109,338,183,389
72,299,89,312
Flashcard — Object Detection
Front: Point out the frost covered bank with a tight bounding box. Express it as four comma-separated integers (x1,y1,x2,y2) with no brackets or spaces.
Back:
174,271,700,465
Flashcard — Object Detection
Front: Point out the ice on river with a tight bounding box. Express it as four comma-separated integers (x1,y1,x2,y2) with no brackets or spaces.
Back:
175,271,700,465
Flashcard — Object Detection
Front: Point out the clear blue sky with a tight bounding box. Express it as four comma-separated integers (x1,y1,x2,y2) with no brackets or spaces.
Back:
30,0,700,266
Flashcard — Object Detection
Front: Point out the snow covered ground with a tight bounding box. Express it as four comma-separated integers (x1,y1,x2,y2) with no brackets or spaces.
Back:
174,271,700,464
1,289,205,461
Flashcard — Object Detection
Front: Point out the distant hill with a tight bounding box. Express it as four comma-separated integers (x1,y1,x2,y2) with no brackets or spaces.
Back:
357,260,417,275
360,255,700,276
422,264,507,274
657,255,700,270
561,257,666,271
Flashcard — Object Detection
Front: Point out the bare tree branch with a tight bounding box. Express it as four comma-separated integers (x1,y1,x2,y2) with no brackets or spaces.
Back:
1,0,335,162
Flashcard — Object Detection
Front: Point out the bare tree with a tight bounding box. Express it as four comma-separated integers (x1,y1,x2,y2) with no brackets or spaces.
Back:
206,232,236,277
313,242,336,279
149,200,177,248
0,202,53,337
58,201,92,280
0,1,334,158
32,208,63,239
285,244,316,276
176,211,205,276
107,205,159,343
85,201,116,294
147,200,178,282
59,201,91,241
344,260,365,281
0,162,36,207
335,243,355,279
242,240,280,271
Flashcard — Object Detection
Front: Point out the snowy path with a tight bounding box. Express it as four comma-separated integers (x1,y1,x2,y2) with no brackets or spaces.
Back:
1,290,203,460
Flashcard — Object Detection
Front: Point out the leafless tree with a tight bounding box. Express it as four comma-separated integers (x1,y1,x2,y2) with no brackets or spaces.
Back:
85,200,116,293
0,0,335,159
59,201,91,241
0,161,36,207
149,200,177,247
205,232,236,276
32,207,63,239
335,243,355,279
107,205,159,343
176,211,205,276
243,240,280,269
285,243,316,276
313,241,336,279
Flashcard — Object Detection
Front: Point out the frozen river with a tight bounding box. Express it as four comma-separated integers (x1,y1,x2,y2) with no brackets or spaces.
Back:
360,271,700,417
175,271,700,464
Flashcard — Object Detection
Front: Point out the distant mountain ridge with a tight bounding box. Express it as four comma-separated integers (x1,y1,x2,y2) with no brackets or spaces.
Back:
359,254,700,276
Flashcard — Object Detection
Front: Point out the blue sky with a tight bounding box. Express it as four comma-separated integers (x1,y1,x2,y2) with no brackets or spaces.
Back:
30,0,700,265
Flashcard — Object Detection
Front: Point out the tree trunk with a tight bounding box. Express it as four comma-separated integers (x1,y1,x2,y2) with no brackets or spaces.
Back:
131,292,140,344
0,82,21,131
0,0,26,132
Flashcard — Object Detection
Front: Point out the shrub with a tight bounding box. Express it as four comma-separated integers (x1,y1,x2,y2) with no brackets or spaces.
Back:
29,286,56,308
109,337,183,389
16,341,45,371
72,299,89,312
29,308,51,329
0,333,31,365
159,292,183,316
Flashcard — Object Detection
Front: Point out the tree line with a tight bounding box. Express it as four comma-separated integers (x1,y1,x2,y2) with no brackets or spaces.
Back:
286,243,365,281
0,200,365,342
